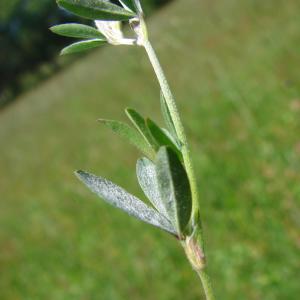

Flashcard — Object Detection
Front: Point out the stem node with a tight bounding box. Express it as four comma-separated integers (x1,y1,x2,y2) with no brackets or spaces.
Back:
184,235,206,271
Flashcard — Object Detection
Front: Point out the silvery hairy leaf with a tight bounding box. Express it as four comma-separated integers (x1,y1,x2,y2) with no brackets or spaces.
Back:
50,23,105,39
136,157,168,217
75,170,176,235
98,119,155,159
60,39,106,55
156,147,192,235
57,0,136,21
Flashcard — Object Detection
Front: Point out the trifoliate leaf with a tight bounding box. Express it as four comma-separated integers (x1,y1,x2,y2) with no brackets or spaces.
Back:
60,39,105,55
146,118,182,160
98,119,155,159
125,108,158,150
156,147,192,235
136,157,168,217
50,23,105,39
75,170,176,235
57,0,136,21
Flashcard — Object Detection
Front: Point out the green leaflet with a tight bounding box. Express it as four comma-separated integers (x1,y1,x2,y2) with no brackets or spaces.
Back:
125,108,158,150
57,0,136,21
156,146,192,235
161,128,181,150
136,157,168,217
119,0,137,13
75,170,176,235
98,119,155,159
50,23,105,39
60,39,105,55
146,118,182,160
160,91,177,139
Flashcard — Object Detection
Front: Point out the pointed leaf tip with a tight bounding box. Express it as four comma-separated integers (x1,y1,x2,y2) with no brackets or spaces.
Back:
98,118,155,159
75,170,176,235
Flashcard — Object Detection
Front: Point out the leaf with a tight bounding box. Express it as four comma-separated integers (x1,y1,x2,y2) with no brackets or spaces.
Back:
161,128,181,149
75,170,176,235
136,157,168,217
50,23,105,39
119,0,142,14
160,91,177,139
125,108,158,150
146,118,182,160
156,146,192,235
119,0,136,13
98,119,155,159
60,39,105,55
57,0,136,21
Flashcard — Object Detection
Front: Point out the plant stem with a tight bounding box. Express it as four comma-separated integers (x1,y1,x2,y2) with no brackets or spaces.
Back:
142,39,200,221
198,270,216,300
142,39,215,300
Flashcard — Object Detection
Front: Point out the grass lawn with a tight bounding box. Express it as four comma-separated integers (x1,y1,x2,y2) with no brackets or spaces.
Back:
0,0,299,299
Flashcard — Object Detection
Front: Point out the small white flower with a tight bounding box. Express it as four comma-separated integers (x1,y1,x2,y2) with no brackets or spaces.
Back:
95,20,136,46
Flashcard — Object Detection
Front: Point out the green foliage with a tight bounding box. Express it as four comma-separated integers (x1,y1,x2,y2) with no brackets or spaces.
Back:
75,170,176,234
136,157,168,216
125,108,158,150
160,91,177,138
119,0,137,13
57,0,136,20
146,118,182,160
156,147,192,235
50,23,105,39
52,0,192,245
98,119,155,159
60,39,106,55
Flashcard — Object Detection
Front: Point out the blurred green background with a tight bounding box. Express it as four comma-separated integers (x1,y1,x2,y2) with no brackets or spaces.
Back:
0,0,299,299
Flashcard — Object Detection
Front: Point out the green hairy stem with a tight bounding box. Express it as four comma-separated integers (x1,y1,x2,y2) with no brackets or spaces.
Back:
141,26,215,300
198,270,216,300
142,40,200,221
